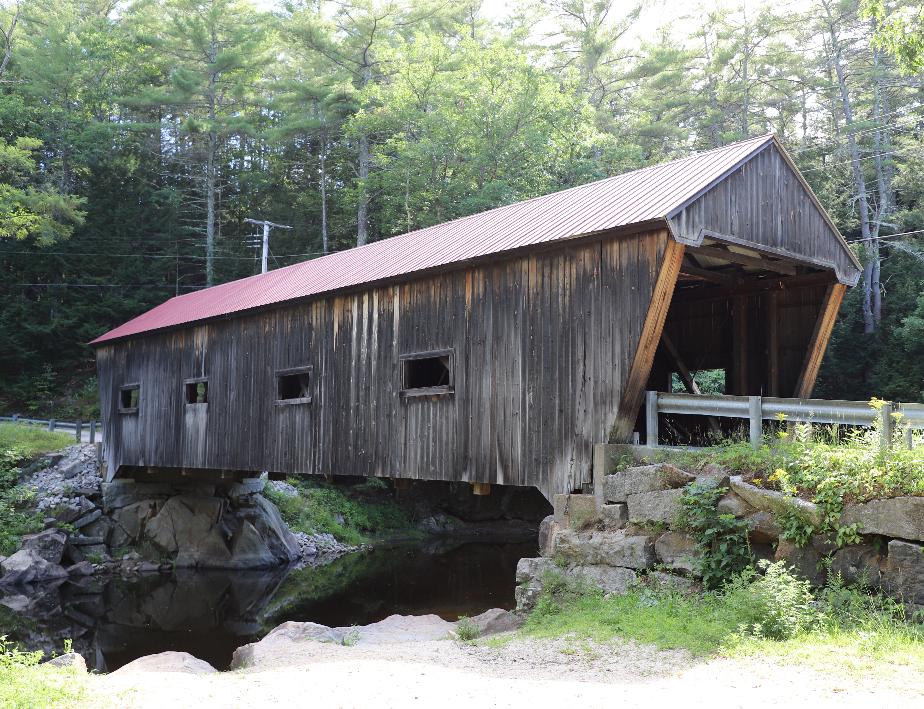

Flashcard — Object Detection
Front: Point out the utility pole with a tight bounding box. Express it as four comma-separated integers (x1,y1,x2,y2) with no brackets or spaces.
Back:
244,218,293,274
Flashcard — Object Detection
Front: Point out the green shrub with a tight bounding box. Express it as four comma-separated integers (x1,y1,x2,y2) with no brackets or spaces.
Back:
675,479,753,589
265,478,412,545
454,616,480,642
724,561,818,640
0,450,42,556
0,637,85,709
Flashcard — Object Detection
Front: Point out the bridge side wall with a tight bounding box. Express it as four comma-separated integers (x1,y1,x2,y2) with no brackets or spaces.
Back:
96,228,672,500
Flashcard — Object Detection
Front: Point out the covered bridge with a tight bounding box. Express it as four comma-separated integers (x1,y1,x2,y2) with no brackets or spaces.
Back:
91,134,862,501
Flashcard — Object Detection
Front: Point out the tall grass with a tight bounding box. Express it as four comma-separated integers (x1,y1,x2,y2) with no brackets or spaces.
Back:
0,423,73,460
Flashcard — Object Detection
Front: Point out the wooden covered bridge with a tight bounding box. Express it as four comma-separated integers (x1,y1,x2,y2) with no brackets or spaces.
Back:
91,134,862,501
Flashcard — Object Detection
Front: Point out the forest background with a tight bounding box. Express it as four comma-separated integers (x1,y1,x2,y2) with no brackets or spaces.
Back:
2,0,923,418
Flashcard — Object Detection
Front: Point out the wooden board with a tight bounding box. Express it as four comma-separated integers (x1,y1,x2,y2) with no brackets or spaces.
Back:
793,283,847,398
610,239,685,441
96,228,672,501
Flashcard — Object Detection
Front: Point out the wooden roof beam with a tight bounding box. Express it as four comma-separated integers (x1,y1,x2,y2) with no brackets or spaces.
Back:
689,245,797,276
679,258,739,287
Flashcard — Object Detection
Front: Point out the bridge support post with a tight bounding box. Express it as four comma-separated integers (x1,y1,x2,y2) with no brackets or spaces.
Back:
880,402,894,451
748,396,762,450
645,391,659,447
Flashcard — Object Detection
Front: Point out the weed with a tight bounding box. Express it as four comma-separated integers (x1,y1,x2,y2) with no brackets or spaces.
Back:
454,616,480,642
675,480,752,589
0,636,85,709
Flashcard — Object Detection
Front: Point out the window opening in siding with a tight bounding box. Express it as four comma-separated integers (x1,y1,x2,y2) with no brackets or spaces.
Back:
401,350,453,397
184,378,208,405
119,384,140,414
276,367,312,404
670,369,726,395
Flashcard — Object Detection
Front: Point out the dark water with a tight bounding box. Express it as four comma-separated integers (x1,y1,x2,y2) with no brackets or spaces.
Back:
0,538,536,672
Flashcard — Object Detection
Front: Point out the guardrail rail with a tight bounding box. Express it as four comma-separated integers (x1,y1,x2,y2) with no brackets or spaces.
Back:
645,391,923,450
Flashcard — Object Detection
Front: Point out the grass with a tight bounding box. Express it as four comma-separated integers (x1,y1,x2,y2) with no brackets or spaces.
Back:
0,423,72,556
649,425,924,529
517,564,924,677
0,422,73,460
0,638,86,709
265,477,413,546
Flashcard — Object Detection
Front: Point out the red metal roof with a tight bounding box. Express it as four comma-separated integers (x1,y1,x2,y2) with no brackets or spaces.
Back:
92,134,777,345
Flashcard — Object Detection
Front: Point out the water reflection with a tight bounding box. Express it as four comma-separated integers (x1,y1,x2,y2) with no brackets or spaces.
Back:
0,536,536,671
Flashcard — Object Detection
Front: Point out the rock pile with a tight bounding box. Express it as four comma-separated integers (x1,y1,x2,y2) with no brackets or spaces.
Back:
0,445,321,586
516,461,924,615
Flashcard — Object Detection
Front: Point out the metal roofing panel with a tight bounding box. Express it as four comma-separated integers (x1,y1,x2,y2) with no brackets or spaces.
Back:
91,134,777,345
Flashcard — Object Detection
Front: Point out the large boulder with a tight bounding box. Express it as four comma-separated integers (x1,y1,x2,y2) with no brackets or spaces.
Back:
515,556,558,584
20,529,67,564
603,464,693,503
145,495,231,567
881,540,924,604
112,651,217,675
831,544,882,587
626,489,685,525
245,495,300,563
744,511,781,544
0,548,68,586
654,532,701,574
841,498,924,543
538,515,562,556
466,608,521,636
231,621,344,669
569,564,637,595
600,503,628,530
729,476,823,526
552,494,599,529
773,535,835,587
42,653,87,672
716,492,754,518
553,529,655,569
110,500,160,548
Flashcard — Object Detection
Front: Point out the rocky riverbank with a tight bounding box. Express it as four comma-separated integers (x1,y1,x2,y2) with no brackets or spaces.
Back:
37,610,923,709
0,445,358,587
515,461,924,616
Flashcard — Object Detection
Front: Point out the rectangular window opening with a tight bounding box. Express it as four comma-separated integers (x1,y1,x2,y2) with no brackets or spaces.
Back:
119,384,140,414
276,367,312,404
184,379,208,405
670,369,726,395
401,350,453,397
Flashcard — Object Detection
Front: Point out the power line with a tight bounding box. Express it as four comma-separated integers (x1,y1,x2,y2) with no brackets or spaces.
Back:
0,250,325,260
847,228,924,243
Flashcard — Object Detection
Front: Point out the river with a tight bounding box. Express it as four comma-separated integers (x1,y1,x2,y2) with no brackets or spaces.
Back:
0,538,536,671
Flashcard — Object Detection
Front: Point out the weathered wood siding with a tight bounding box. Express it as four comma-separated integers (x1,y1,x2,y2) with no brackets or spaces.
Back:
96,228,672,500
668,143,859,286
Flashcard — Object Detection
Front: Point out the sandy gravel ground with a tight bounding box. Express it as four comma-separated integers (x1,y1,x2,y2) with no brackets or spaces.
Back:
90,634,923,709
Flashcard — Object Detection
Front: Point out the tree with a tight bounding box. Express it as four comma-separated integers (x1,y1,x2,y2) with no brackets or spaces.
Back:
133,0,270,285
863,0,924,73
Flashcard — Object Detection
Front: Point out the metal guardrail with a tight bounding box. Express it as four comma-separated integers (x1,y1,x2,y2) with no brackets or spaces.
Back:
646,391,923,450
1,415,102,444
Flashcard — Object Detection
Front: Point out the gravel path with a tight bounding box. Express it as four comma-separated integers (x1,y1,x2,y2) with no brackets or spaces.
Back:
92,633,923,708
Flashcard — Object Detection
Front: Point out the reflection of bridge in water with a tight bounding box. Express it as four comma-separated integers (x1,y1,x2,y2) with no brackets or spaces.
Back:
0,537,534,671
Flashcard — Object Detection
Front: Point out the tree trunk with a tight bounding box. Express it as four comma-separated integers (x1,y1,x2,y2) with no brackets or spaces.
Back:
356,63,373,247
871,39,892,328
357,131,370,246
827,12,874,333
205,36,218,287
320,134,328,255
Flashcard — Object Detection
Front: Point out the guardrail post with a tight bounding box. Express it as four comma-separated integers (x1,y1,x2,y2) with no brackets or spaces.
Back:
880,402,894,450
48,418,55,432
90,421,96,444
75,420,82,442
904,427,913,450
749,395,762,449
11,414,17,423
645,391,659,448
